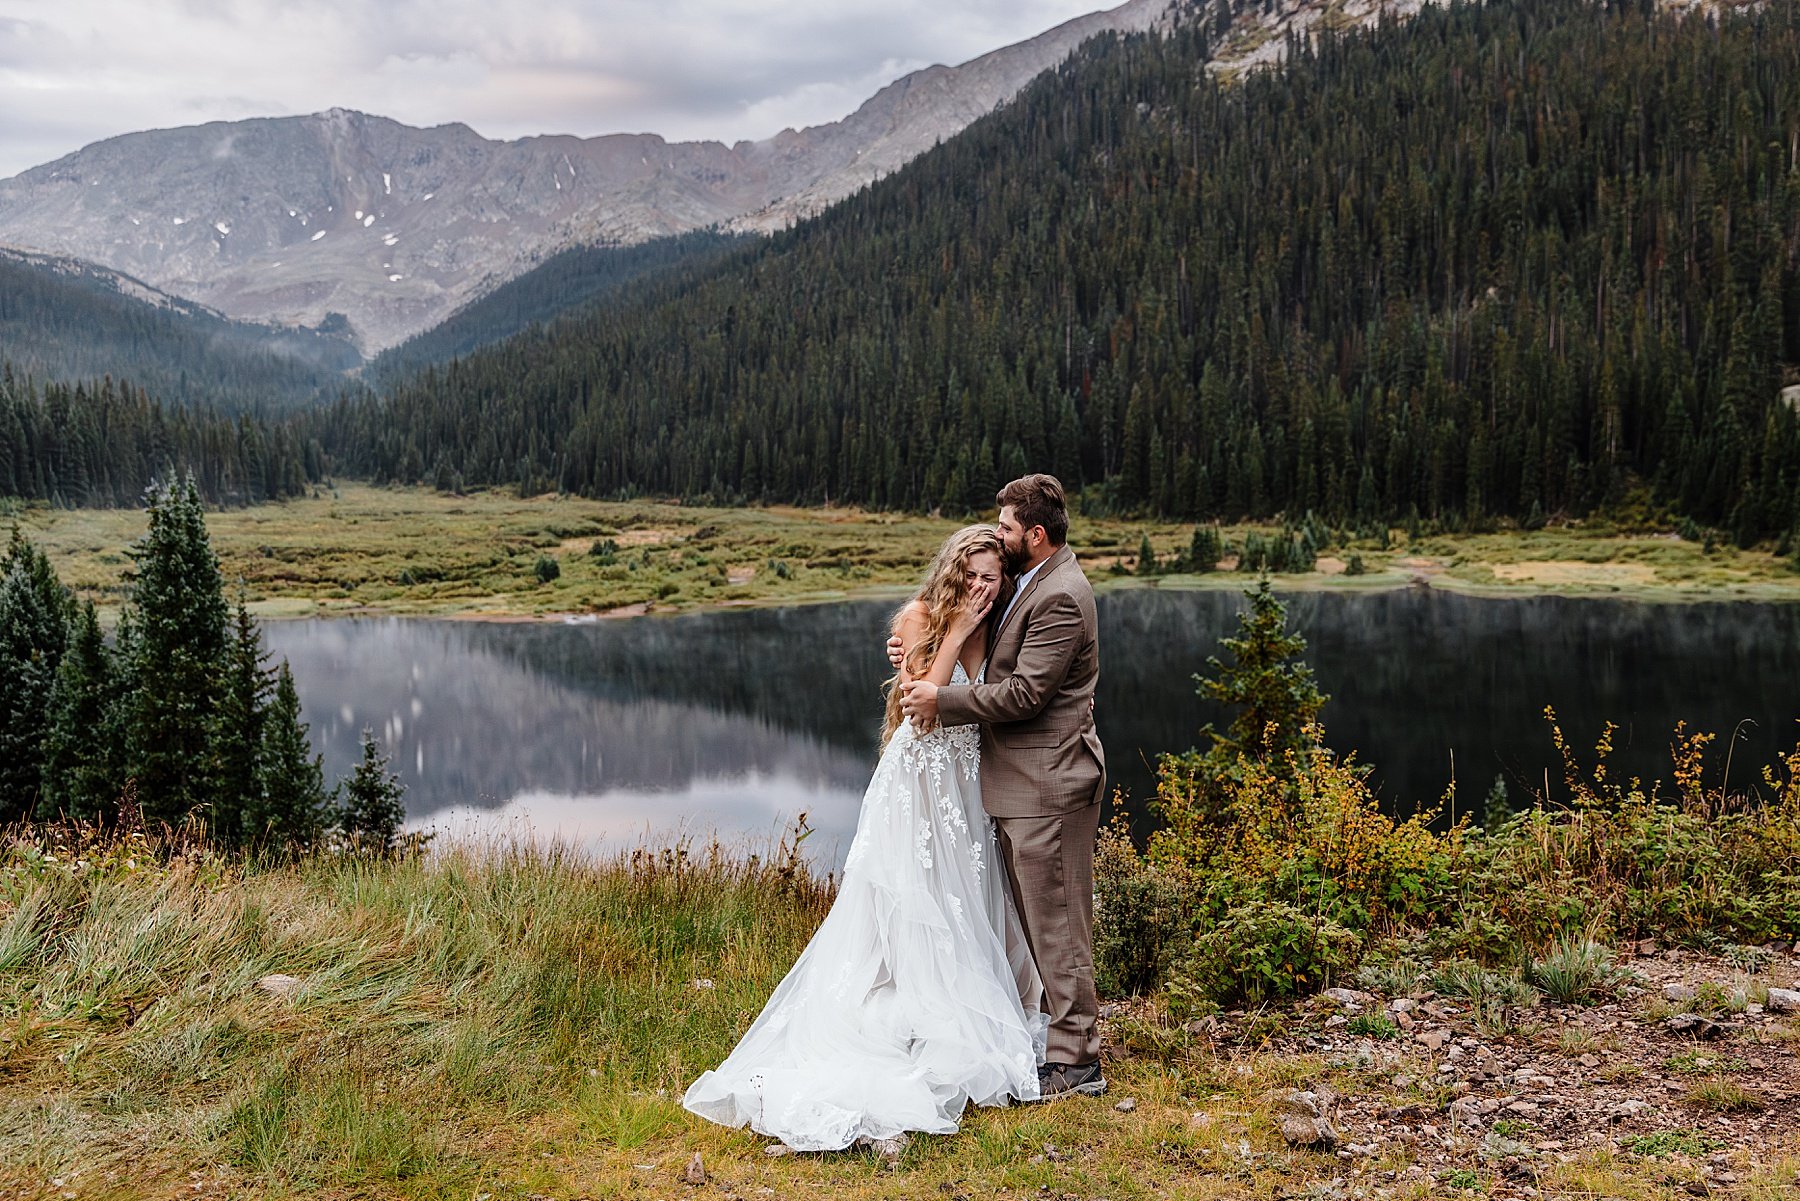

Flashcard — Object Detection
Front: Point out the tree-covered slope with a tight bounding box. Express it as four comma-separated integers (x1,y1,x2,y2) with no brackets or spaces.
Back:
0,248,360,413
0,367,316,507
360,230,748,389
316,0,1800,542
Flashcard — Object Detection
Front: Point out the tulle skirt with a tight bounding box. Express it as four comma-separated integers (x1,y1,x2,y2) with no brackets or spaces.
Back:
683,717,1046,1150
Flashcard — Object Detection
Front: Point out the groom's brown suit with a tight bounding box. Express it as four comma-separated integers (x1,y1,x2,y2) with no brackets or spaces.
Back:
936,543,1106,1064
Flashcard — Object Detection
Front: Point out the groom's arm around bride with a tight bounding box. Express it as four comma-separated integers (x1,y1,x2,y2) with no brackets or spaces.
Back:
901,474,1108,1094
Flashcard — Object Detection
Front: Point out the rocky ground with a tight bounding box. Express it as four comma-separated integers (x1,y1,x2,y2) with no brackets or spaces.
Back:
1105,943,1800,1199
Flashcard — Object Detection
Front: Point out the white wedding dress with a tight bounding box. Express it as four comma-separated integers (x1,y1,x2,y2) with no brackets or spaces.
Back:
683,662,1047,1150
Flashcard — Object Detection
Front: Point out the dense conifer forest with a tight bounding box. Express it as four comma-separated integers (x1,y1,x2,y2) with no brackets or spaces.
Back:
0,251,361,413
307,0,1800,541
361,230,749,388
0,367,317,507
0,479,405,847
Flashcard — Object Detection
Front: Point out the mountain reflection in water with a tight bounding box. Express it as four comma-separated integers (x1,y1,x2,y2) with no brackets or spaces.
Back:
263,589,1800,867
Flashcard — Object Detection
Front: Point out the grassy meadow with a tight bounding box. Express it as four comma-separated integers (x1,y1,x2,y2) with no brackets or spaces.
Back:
8,482,1800,621
5,824,1797,1201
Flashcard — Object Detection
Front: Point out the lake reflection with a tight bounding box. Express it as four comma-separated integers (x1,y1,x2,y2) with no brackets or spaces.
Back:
263,589,1800,866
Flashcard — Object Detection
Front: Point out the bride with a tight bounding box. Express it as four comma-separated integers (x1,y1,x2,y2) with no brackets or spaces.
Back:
682,524,1046,1151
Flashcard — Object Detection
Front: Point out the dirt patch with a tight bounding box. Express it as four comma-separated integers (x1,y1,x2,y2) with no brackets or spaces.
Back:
727,566,757,585
616,528,678,546
1109,944,1800,1199
598,602,650,618
1491,560,1658,587
1316,556,1347,575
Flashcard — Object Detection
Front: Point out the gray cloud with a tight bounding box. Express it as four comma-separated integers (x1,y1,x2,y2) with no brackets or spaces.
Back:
0,0,1111,176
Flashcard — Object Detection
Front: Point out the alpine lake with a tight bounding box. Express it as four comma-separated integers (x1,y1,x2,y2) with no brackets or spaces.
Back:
263,585,1800,867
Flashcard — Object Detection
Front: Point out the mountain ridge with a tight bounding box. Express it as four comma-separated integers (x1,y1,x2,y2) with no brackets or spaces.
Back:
0,0,1179,351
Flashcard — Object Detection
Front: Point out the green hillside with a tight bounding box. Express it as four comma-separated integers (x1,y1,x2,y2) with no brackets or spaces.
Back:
0,249,359,413
314,0,1800,545
360,230,748,388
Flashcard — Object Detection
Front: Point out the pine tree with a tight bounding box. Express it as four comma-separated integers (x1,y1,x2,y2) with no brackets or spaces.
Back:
0,553,67,821
38,600,123,822
336,728,409,856
121,474,229,825
207,599,271,847
1187,523,1221,573
1198,577,1328,759
1135,534,1157,576
250,661,328,849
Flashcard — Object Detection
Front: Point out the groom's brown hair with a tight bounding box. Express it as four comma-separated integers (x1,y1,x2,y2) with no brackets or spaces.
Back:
997,474,1068,546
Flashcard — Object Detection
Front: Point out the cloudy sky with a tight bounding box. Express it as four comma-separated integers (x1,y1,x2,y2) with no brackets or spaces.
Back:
0,0,1113,178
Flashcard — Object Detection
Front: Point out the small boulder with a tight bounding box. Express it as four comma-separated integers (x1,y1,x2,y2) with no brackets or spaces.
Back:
1265,1088,1329,1118
1766,988,1800,1014
1280,1114,1340,1149
1114,1097,1138,1113
1662,984,1697,1004
684,1151,706,1185
1417,1029,1450,1051
1664,1012,1725,1039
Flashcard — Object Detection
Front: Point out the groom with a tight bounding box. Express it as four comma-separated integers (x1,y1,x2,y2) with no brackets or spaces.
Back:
898,474,1108,1100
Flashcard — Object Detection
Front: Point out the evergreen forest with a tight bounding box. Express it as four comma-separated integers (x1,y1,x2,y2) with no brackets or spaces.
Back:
0,477,405,849
361,230,749,388
307,0,1800,542
0,368,318,507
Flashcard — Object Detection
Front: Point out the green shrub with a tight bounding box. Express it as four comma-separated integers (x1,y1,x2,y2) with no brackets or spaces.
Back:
533,555,560,584
1092,818,1192,997
1172,899,1361,1009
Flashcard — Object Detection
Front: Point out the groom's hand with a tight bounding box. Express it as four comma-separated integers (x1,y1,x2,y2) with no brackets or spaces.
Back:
900,679,940,724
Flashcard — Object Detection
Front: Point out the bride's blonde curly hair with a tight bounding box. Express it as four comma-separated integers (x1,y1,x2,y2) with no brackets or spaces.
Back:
880,523,1004,746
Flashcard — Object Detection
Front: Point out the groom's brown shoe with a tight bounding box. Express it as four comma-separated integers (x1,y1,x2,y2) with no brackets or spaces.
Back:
1037,1061,1107,1100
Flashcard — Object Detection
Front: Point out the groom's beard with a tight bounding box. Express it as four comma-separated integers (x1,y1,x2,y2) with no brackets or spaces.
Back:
1002,541,1030,574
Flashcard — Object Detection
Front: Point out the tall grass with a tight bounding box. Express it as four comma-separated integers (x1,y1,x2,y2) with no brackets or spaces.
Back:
0,823,832,1192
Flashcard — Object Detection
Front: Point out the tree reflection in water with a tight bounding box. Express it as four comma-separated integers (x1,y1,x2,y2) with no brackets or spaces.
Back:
264,590,1800,865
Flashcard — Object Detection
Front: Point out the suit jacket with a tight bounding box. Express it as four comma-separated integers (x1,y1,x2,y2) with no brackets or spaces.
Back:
936,544,1106,818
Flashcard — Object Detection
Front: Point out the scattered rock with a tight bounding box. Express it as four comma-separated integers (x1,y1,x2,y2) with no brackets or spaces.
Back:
764,1144,791,1157
255,974,302,999
1664,1012,1725,1038
1265,1088,1330,1118
1766,988,1800,1013
1323,987,1370,1009
1392,997,1418,1014
1114,1097,1138,1113
689,978,715,991
1503,1100,1541,1119
1417,1029,1450,1051
1280,1114,1340,1149
1450,1096,1500,1120
684,1151,706,1185
1609,1099,1653,1121
871,1135,909,1161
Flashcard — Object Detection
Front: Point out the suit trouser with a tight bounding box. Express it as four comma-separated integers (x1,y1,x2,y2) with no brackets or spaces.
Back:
993,799,1102,1065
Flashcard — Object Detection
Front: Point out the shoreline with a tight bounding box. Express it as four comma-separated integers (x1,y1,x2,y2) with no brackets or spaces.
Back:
232,569,1800,624
15,481,1800,623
